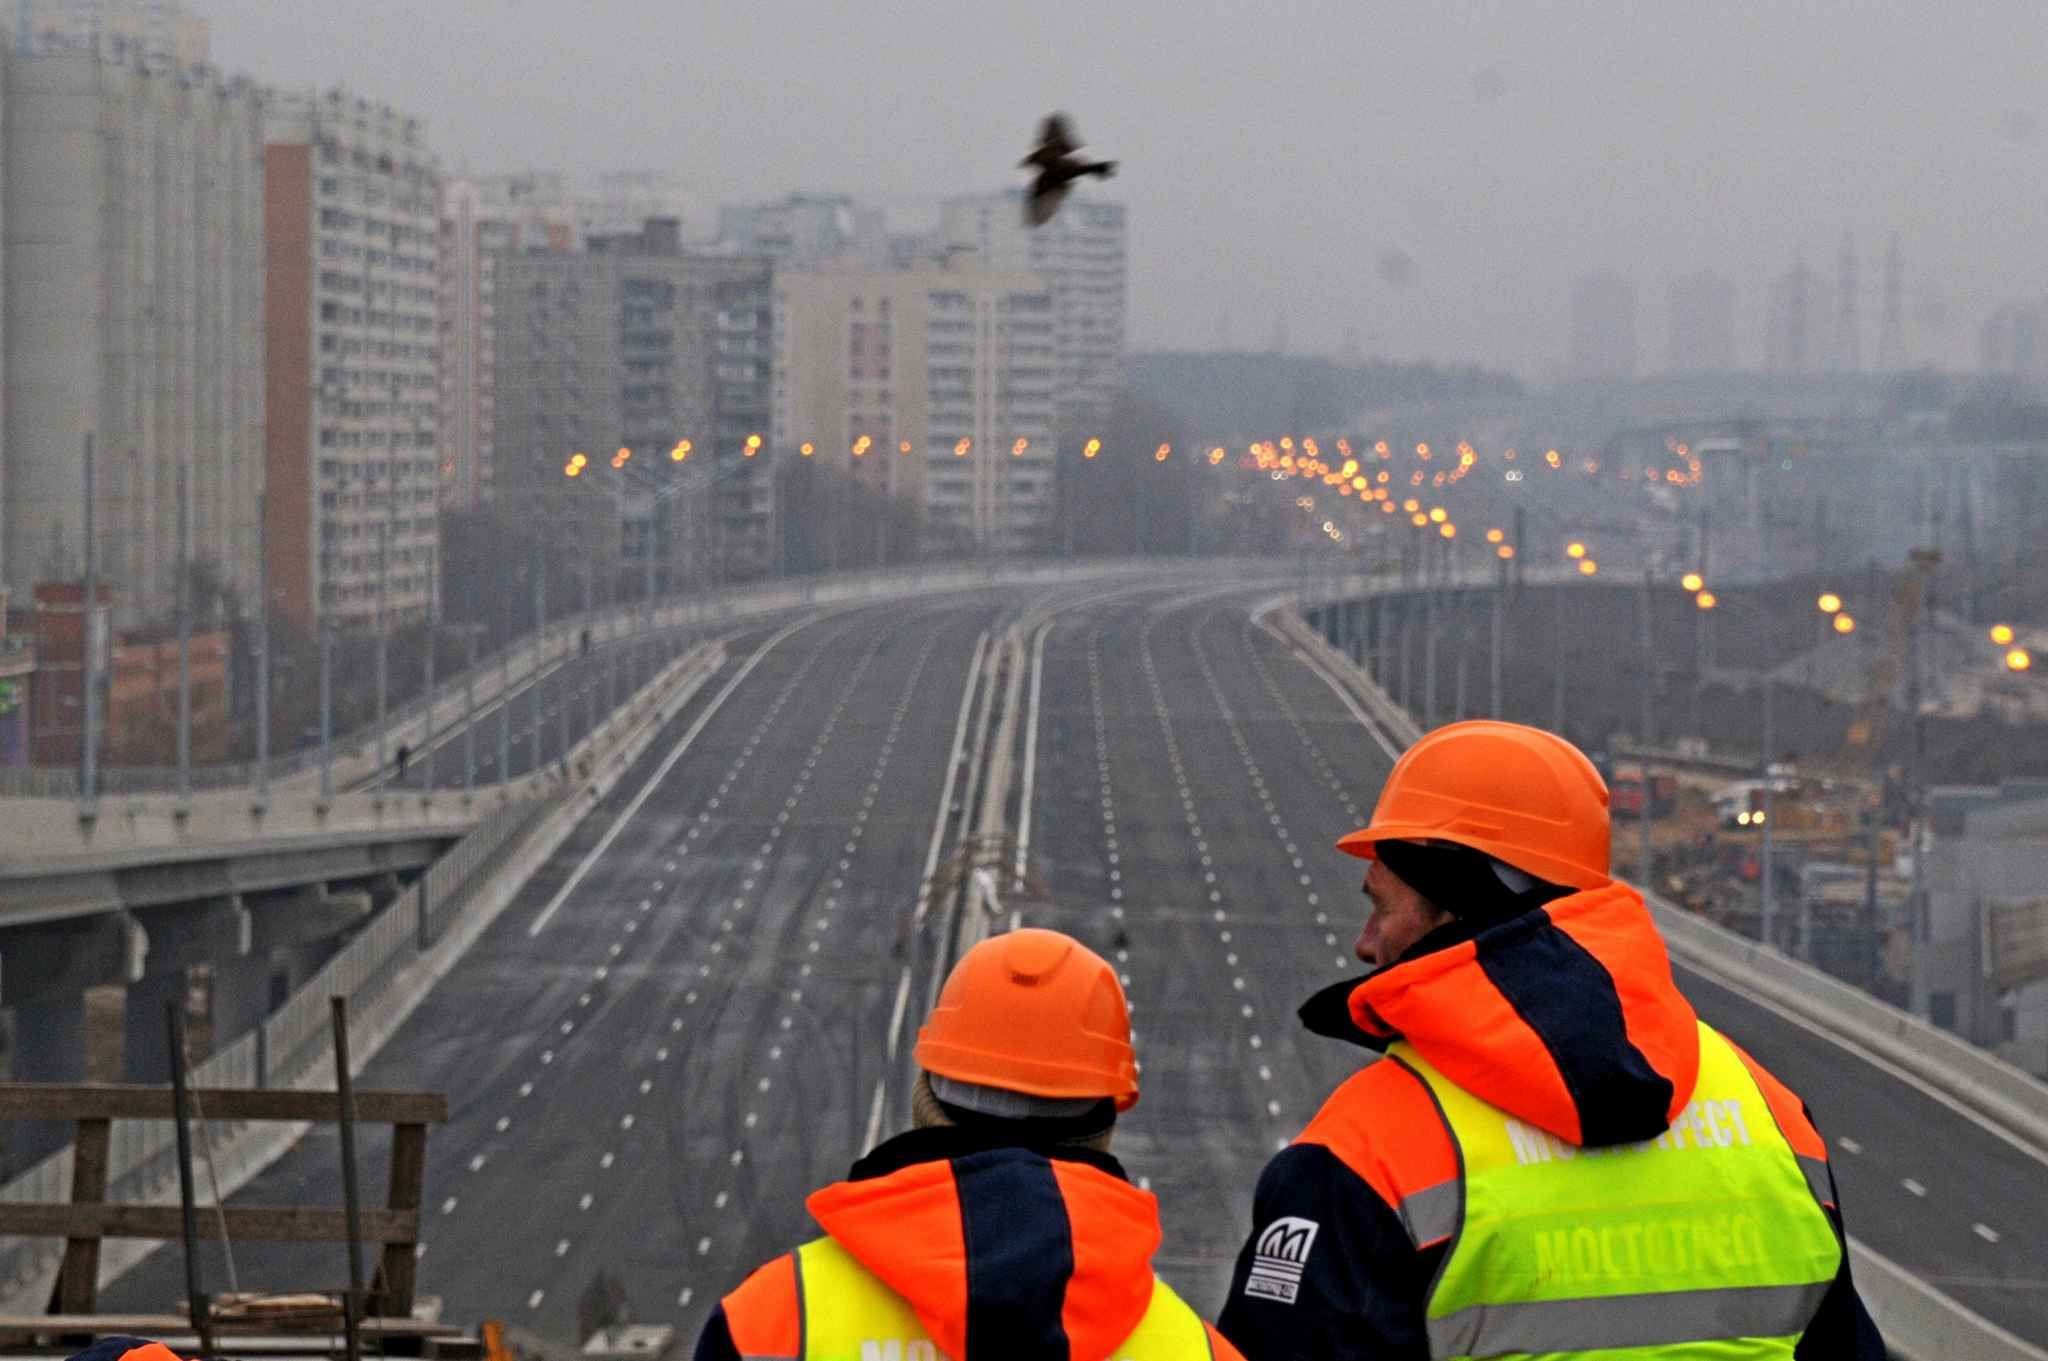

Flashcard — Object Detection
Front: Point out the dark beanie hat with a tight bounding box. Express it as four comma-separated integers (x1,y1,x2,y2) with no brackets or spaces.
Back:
1375,839,1571,926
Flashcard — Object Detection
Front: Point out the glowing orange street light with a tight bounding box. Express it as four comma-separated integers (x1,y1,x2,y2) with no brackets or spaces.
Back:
800,442,816,456
1566,541,1587,560
855,436,873,456
955,438,971,457
617,446,632,462
1497,545,1515,560
1833,614,1856,635
1155,443,1171,462
1439,523,1456,539
1696,591,1718,610
1991,624,2016,645
1011,438,1027,456
899,441,913,454
1545,449,1562,468
1681,572,1704,593
2008,647,2033,673
670,440,692,462
744,434,762,457
1084,438,1101,459
563,462,581,478
1579,559,1599,577
1486,528,1505,544
1817,593,1842,614
1380,500,1396,514
1428,506,1447,523
1411,512,1428,527
1402,497,1421,514
1209,447,1227,465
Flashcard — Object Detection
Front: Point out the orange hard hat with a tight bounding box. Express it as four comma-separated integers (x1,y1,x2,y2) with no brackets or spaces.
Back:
1336,720,1612,890
915,928,1138,1111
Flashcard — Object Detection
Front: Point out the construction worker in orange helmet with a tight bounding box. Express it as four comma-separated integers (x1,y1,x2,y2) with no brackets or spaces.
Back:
700,928,1243,1361
1218,721,1885,1361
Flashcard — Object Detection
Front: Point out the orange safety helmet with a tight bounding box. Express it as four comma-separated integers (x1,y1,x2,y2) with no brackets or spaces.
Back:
1336,720,1612,890
914,928,1138,1111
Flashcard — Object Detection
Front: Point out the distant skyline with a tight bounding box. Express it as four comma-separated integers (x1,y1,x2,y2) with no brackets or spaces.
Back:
192,1,2048,377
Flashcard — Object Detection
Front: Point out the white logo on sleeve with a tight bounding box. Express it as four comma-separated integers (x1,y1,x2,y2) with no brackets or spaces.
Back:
1243,1216,1320,1304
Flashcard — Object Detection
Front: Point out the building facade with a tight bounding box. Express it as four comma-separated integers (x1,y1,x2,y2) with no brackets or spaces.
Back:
5,0,209,67
939,191,1124,443
717,193,887,266
774,261,1055,555
1568,271,1638,380
263,88,440,631
439,172,580,511
493,221,774,585
0,39,265,627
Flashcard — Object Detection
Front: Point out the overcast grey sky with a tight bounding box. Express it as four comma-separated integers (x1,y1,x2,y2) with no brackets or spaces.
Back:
195,2,2047,377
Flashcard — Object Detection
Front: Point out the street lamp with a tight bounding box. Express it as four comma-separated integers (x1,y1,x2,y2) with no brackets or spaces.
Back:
1681,572,1705,593
1833,613,1856,636
2008,647,2033,673
1990,623,2015,646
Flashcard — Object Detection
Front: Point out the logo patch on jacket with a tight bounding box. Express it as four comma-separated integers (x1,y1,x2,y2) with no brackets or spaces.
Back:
1244,1216,1320,1303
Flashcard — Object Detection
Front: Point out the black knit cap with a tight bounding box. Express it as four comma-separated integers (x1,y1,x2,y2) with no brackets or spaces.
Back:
1375,838,1570,927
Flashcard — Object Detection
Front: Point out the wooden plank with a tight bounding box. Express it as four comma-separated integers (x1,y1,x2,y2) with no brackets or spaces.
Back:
377,1123,427,1317
0,1313,463,1338
51,1118,110,1315
0,1084,448,1124
0,1203,420,1243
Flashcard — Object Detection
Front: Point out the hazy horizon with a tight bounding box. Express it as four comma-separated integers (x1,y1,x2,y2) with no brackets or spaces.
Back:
193,1,2048,379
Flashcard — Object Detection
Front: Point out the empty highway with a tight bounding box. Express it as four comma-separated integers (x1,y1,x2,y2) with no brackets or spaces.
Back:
108,575,2046,1349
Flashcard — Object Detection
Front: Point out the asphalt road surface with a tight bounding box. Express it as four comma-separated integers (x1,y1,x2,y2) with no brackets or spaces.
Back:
109,576,2045,1349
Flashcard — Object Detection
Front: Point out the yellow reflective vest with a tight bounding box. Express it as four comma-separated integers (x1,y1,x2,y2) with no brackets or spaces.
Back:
735,1236,1225,1361
1392,1021,1843,1359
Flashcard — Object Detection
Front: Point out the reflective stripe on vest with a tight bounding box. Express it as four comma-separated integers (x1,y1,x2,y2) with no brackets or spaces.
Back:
1390,1020,1842,1361
792,1236,1216,1361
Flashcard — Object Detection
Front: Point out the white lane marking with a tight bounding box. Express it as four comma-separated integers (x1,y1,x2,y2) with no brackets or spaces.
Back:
912,629,991,929
441,1196,458,1215
1902,1178,1927,1197
1838,1136,1862,1154
885,967,913,1064
554,1238,571,1257
528,1290,545,1310
468,1154,485,1172
528,615,818,935
1013,618,1051,888
578,1193,594,1211
862,1077,888,1154
1974,1222,2002,1243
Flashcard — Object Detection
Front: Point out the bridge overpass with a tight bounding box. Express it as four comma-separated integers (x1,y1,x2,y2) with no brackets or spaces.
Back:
3,564,2040,1359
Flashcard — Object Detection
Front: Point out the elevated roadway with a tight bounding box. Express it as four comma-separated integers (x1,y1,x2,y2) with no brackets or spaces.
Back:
102,574,2045,1353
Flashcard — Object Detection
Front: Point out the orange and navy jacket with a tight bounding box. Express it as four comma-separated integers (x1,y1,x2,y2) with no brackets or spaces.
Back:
1216,880,1885,1361
697,1125,1241,1361
67,1340,183,1361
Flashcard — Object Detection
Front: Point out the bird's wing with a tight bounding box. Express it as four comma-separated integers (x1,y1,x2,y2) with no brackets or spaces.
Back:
1024,176,1070,227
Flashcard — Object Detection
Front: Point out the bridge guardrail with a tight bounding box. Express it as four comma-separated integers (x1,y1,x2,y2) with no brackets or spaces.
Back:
0,556,1196,803
1269,581,2048,1361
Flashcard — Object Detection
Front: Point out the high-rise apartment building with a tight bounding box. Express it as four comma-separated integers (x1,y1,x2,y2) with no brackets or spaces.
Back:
263,88,440,631
1666,270,1737,374
5,0,209,67
440,172,580,511
493,221,774,583
717,193,887,266
774,261,1056,554
1568,272,1638,380
939,191,1124,442
0,38,265,627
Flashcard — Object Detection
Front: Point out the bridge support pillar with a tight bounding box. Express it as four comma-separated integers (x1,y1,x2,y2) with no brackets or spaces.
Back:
120,967,191,1085
208,952,278,1058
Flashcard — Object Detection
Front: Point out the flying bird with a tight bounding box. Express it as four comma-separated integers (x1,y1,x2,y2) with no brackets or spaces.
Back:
1021,113,1116,227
